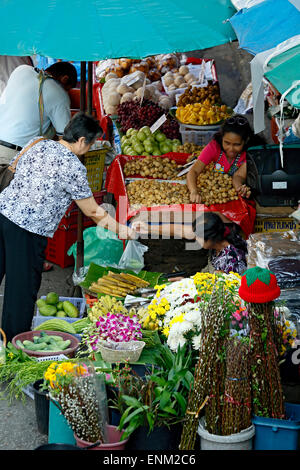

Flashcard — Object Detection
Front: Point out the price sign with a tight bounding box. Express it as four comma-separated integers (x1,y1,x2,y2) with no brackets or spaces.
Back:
150,114,167,133
139,76,147,105
122,71,141,86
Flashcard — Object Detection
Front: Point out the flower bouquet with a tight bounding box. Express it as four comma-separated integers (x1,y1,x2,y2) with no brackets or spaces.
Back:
82,312,145,363
143,273,243,353
43,361,108,444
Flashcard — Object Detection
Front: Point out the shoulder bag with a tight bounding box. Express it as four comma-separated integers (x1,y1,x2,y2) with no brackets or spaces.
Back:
0,137,45,193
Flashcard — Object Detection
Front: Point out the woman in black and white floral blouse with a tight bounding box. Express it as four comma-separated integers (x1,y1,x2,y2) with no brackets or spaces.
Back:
0,112,137,341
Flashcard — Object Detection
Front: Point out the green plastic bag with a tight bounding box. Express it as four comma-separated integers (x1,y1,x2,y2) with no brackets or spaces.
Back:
67,226,126,270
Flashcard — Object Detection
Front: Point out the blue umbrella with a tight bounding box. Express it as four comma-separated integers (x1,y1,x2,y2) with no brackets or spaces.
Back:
229,0,300,55
0,0,236,60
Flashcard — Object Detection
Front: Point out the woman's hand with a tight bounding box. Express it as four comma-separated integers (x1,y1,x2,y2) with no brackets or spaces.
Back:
118,224,138,240
190,190,202,203
236,183,251,198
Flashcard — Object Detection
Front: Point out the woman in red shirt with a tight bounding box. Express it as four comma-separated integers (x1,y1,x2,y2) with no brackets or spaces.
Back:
187,114,262,203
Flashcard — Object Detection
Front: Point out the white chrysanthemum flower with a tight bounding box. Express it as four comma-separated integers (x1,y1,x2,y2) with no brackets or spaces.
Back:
192,334,201,350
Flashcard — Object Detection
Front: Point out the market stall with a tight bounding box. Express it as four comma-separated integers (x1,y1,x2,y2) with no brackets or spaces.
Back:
1,0,300,454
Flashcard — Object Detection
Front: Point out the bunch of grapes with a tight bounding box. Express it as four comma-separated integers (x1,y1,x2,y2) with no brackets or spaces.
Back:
117,99,180,138
161,118,180,140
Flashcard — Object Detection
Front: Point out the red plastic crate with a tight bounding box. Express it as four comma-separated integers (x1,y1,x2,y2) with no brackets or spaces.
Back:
58,190,106,230
94,82,113,141
45,225,78,268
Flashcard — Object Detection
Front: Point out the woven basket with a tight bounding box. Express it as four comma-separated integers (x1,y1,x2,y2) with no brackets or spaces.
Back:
99,340,145,363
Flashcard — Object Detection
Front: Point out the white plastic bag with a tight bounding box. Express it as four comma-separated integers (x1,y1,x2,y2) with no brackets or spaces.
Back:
118,240,148,273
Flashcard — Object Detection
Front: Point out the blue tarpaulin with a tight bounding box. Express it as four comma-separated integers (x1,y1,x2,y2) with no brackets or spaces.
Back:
229,0,300,55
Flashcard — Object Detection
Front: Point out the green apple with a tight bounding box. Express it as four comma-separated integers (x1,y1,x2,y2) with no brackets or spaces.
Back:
126,128,135,137
133,142,144,154
172,139,181,146
144,143,154,154
137,130,147,142
152,148,161,156
140,126,152,136
144,136,155,145
122,145,132,155
172,143,180,152
155,131,167,143
160,143,172,154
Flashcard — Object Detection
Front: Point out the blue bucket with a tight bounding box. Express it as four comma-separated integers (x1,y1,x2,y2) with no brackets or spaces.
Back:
253,403,300,450
48,400,76,445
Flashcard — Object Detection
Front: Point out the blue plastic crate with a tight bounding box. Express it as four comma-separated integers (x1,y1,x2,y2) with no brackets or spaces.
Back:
32,296,86,330
253,403,300,450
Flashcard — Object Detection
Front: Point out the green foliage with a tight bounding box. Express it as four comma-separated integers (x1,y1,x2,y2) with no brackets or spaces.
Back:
114,344,194,439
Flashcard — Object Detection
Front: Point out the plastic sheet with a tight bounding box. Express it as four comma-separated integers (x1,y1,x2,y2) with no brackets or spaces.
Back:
268,258,300,289
247,230,300,269
105,154,256,238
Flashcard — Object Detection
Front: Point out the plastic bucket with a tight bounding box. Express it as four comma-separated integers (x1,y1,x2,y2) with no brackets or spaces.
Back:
198,418,255,450
253,403,300,450
74,425,129,450
48,399,76,445
35,443,81,450
126,424,182,451
33,379,49,435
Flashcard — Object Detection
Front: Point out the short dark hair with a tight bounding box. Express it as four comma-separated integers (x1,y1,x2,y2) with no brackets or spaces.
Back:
63,112,102,144
213,114,266,150
46,62,78,88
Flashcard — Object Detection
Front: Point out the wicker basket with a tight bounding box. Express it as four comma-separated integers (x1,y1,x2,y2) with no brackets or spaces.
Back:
99,340,145,363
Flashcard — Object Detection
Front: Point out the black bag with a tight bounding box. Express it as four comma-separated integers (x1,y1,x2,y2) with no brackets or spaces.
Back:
0,163,15,193
0,138,45,193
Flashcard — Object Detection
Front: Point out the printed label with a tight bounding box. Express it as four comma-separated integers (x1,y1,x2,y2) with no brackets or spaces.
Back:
272,181,288,189
150,114,167,133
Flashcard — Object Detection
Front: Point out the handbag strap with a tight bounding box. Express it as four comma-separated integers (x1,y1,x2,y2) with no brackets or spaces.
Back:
8,137,46,173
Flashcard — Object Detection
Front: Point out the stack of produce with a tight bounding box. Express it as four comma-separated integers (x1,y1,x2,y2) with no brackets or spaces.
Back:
126,179,190,207
96,53,179,81
36,292,79,318
176,100,232,126
89,271,149,297
16,332,72,353
123,155,180,179
196,162,239,205
176,142,204,155
117,99,180,139
162,65,205,92
121,126,181,157
177,84,221,107
101,72,172,115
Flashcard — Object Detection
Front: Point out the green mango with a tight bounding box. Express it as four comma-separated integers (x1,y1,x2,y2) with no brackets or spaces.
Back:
63,301,79,318
56,301,64,310
56,310,67,317
36,298,47,309
46,292,59,305
38,305,57,317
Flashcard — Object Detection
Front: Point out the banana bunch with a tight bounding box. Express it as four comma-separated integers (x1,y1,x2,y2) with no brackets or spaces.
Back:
88,295,128,322
135,306,149,324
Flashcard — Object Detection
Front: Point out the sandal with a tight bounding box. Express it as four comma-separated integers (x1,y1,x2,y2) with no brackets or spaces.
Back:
43,262,53,272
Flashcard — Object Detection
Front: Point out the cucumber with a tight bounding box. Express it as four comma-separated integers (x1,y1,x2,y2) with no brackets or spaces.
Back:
16,340,25,349
33,319,76,334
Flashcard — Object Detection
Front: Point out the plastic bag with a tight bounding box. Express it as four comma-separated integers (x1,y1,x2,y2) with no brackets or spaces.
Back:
117,240,148,273
67,226,125,270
